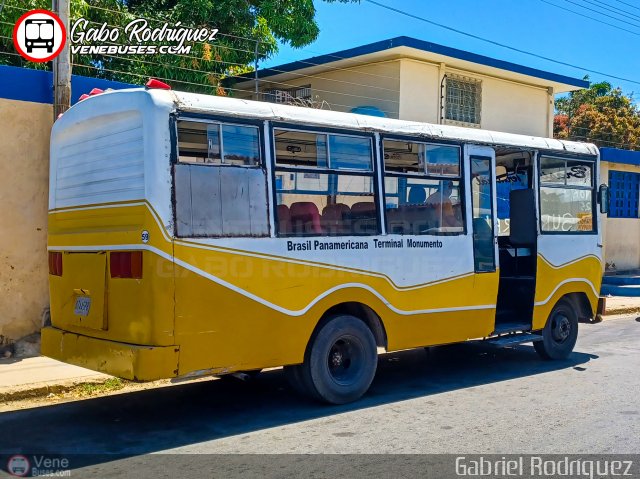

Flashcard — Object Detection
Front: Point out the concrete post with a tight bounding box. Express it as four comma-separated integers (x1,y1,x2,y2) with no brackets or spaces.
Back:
52,0,71,119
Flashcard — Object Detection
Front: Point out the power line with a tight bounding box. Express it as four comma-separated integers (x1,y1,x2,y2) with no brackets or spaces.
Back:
590,0,640,21
561,0,640,29
361,0,640,87
540,0,640,37
611,0,640,12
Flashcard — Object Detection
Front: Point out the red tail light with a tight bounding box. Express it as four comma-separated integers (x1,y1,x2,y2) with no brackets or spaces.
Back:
78,94,90,101
110,251,143,279
89,88,104,96
48,252,62,276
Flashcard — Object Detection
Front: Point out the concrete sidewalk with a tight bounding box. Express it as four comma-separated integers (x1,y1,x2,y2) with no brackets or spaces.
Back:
1,299,639,403
601,296,640,316
0,356,110,402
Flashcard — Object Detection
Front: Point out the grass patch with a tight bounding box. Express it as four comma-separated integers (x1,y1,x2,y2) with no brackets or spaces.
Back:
75,378,125,397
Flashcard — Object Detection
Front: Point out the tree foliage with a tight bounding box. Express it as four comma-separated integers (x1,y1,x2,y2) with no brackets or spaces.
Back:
554,79,640,150
0,0,356,94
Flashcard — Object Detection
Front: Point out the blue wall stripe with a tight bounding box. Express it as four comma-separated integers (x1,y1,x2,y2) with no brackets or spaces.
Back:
0,65,136,105
601,147,640,167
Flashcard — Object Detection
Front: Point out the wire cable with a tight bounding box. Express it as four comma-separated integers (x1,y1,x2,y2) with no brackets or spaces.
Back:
586,0,640,21
611,0,640,12
561,0,640,29
364,0,640,86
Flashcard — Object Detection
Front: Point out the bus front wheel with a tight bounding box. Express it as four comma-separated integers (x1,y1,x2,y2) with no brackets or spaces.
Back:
534,298,578,360
289,314,378,404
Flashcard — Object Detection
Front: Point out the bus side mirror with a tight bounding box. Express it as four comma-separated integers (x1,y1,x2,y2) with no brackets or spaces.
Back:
598,184,609,215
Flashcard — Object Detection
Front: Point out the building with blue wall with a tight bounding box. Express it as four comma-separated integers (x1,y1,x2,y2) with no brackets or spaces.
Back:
600,147,640,271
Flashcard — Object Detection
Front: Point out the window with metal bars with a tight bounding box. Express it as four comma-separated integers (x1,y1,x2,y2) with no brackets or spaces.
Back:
263,85,311,104
608,170,640,218
445,75,482,125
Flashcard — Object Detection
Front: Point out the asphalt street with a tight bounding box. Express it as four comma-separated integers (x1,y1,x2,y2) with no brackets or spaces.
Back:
1,316,639,476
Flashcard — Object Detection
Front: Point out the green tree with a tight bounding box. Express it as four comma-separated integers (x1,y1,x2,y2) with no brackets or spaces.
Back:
0,0,356,93
554,79,640,150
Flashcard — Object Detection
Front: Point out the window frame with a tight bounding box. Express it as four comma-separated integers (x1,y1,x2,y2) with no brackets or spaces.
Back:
173,113,266,168
469,154,496,272
270,122,381,237
171,113,270,238
444,74,482,127
380,134,466,236
537,153,598,235
608,170,640,219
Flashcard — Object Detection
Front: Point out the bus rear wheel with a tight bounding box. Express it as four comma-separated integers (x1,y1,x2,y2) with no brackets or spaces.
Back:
289,314,378,404
534,298,578,360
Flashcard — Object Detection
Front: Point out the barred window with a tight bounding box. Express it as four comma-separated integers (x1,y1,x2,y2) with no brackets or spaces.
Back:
263,85,311,104
445,75,482,125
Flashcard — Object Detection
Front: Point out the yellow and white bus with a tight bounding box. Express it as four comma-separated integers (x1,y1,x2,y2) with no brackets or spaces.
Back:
42,84,608,404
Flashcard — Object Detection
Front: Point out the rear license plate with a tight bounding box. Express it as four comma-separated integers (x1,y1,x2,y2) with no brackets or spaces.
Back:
74,296,91,316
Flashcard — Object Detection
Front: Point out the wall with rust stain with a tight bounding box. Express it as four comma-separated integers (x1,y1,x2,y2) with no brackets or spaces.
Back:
0,98,52,340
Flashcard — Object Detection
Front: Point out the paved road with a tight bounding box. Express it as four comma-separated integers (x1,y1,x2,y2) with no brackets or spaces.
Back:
1,316,639,475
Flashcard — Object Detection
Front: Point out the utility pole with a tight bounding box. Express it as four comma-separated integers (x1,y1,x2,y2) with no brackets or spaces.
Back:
52,0,71,119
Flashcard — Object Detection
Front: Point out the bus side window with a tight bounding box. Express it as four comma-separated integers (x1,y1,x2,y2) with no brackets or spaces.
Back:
174,120,269,237
539,157,595,233
382,139,463,235
273,128,378,237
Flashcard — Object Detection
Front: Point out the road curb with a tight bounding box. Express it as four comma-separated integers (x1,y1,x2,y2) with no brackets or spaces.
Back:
602,308,640,317
0,378,114,403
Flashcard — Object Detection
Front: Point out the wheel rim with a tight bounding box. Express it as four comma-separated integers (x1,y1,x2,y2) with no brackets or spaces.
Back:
550,312,571,344
327,335,364,385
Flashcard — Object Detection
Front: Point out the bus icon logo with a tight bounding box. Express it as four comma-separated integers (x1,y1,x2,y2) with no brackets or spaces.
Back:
7,455,30,477
13,10,66,63
26,18,55,54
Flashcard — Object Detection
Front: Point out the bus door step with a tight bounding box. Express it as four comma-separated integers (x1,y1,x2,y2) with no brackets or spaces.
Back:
485,332,542,347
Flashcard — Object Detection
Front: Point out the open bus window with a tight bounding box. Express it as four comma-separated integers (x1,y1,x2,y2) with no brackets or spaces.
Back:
382,139,463,235
383,140,460,176
274,128,377,236
177,120,260,166
539,157,594,233
274,130,327,168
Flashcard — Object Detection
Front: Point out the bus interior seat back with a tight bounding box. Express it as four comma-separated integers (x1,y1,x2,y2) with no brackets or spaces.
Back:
322,203,351,234
351,202,377,234
276,204,292,235
290,202,323,234
386,207,409,234
406,205,436,234
509,189,536,247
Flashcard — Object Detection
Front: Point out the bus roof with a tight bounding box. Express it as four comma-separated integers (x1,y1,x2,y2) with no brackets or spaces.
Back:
62,87,599,157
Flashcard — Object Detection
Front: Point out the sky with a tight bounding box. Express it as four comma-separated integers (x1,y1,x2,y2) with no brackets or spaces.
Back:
261,0,640,98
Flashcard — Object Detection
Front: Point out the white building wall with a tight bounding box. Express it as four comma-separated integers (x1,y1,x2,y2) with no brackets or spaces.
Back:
444,69,551,137
398,59,440,123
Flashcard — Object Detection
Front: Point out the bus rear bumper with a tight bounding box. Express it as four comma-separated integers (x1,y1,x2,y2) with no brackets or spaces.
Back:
41,327,179,381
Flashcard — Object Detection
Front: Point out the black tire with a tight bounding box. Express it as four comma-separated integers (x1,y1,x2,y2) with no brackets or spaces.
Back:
534,298,579,360
297,314,378,404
